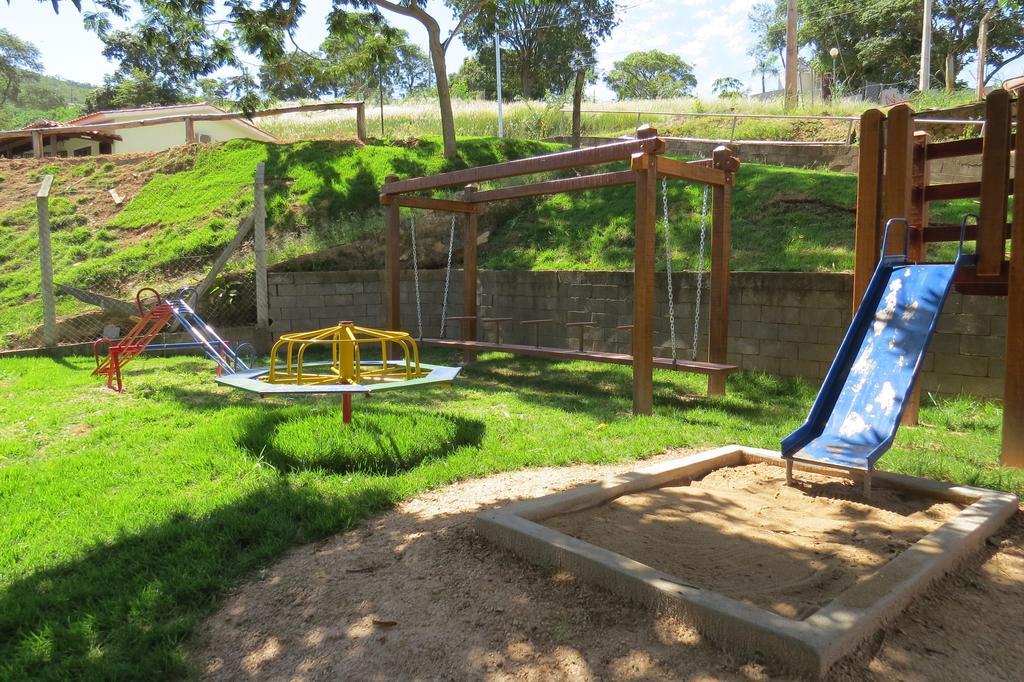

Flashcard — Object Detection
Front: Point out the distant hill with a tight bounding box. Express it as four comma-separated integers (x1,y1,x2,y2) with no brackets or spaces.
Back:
0,70,97,129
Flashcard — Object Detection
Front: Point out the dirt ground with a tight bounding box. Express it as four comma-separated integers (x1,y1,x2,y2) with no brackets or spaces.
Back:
196,452,1024,681
546,462,961,620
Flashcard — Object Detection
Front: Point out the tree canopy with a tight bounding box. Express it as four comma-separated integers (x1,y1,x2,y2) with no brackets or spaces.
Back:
748,0,1024,91
0,28,42,107
458,0,616,100
604,50,696,100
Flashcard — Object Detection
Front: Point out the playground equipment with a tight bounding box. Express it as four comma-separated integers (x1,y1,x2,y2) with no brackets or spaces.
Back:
784,85,1023,478
783,218,969,494
216,322,460,423
93,287,252,392
380,126,739,415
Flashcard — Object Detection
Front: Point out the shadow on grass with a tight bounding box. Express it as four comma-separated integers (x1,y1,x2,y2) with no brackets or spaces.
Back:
234,404,486,475
0,481,397,680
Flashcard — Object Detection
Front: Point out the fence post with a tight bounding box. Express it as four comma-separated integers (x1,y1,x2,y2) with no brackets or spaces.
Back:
254,162,269,329
355,102,368,143
37,175,57,348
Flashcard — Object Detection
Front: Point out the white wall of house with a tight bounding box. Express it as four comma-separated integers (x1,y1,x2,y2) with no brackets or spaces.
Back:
110,118,272,153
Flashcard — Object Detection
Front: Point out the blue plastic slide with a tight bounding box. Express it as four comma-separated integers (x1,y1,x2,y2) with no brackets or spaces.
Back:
782,219,968,472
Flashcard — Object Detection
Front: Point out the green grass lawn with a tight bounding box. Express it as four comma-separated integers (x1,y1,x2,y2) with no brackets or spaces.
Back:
0,352,1019,680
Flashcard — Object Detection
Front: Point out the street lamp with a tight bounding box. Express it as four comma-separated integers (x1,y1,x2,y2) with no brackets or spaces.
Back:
829,46,839,99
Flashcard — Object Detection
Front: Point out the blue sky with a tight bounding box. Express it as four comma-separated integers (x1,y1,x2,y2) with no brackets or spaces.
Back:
2,0,1021,100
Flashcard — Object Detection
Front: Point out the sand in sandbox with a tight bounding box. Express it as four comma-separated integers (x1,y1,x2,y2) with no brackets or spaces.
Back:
544,462,963,620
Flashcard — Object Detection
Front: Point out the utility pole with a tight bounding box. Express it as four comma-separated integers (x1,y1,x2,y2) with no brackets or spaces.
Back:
785,0,798,108
919,0,932,92
977,7,997,99
494,32,504,138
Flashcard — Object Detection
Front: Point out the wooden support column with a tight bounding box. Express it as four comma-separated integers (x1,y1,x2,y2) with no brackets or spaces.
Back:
253,162,269,329
462,184,478,362
977,89,1011,277
185,117,196,144
902,131,931,426
1002,90,1024,468
355,103,368,142
853,109,885,313
36,175,57,348
31,130,43,159
883,104,915,255
708,146,733,397
630,126,659,415
384,174,401,333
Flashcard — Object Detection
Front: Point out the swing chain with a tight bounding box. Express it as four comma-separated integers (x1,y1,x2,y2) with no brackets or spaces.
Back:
409,211,423,339
439,214,457,338
692,185,710,361
661,177,677,364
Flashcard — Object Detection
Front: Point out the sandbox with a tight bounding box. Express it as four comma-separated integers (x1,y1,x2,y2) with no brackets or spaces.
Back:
476,446,1018,677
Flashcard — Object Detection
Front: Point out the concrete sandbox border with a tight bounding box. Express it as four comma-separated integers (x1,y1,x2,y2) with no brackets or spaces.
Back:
475,445,1018,678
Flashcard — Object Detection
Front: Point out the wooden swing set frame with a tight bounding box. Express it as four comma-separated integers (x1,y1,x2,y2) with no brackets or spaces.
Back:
379,125,740,415
854,87,1023,467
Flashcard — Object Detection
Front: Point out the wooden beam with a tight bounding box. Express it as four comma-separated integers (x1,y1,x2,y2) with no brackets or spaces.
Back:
708,146,733,397
468,170,635,203
923,222,1011,243
355,102,367,142
462,184,478,362
382,136,666,195
632,137,659,416
31,130,43,158
883,104,915,255
853,109,885,313
1003,89,1024,467
656,156,731,186
36,175,56,347
903,131,930,426
196,214,255,298
381,195,481,213
925,137,983,160
977,89,1012,276
384,174,401,335
184,117,196,144
923,181,983,201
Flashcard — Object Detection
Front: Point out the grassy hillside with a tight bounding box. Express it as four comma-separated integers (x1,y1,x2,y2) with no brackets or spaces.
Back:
0,137,561,348
0,135,981,349
0,71,95,130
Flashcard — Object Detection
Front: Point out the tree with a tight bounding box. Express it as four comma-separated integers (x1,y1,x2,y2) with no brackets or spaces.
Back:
0,29,42,107
712,77,745,98
83,68,190,112
460,0,616,100
748,1,787,71
748,0,1024,92
932,1,1024,89
748,45,780,93
604,50,696,99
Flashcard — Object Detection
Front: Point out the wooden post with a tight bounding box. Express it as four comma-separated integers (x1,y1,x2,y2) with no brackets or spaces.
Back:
631,126,658,415
31,130,43,159
384,174,401,333
254,162,269,329
708,146,733,397
462,184,478,362
977,89,1011,277
355,103,368,143
185,117,196,144
902,130,931,426
1002,90,1024,467
853,109,885,313
882,104,915,255
36,175,57,348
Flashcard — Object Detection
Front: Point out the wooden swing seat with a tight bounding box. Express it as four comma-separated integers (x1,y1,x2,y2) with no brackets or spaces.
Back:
419,337,737,377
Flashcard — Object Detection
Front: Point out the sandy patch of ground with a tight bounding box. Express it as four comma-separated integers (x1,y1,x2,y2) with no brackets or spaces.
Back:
546,462,961,619
195,452,1024,680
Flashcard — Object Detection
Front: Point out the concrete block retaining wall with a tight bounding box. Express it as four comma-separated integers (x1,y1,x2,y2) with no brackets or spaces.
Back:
268,270,1007,398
